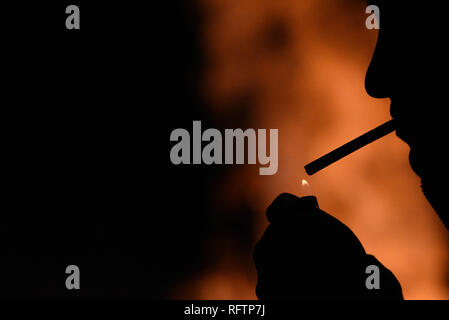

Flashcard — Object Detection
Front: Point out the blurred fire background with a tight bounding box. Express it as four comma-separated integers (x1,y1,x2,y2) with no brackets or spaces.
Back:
172,0,449,299
2,1,447,300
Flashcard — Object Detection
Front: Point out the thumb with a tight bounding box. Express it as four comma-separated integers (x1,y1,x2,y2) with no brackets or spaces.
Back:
266,193,319,224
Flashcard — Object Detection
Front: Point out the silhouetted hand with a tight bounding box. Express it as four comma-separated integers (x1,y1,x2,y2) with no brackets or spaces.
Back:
254,193,403,300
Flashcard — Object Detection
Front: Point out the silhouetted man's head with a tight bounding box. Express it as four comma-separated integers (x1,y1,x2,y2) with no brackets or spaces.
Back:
365,1,448,228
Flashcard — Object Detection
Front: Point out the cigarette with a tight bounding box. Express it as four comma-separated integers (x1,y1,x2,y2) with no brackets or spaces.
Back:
305,119,396,176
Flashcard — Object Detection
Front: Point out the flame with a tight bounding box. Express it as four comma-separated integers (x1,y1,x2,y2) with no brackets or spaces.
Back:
301,179,309,187
300,179,313,197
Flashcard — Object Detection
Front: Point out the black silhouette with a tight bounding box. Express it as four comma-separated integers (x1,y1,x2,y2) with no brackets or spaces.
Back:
254,0,448,299
305,119,395,175
1,2,213,299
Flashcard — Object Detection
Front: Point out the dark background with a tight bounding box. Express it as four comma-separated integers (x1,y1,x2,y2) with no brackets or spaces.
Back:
1,1,222,299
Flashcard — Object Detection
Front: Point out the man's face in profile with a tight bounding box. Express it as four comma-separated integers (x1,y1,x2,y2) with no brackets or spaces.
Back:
364,1,448,227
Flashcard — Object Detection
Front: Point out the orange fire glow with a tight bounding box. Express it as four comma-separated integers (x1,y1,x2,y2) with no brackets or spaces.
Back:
174,0,449,299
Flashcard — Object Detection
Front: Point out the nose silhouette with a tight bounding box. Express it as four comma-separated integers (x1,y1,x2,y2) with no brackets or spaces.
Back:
365,39,391,99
